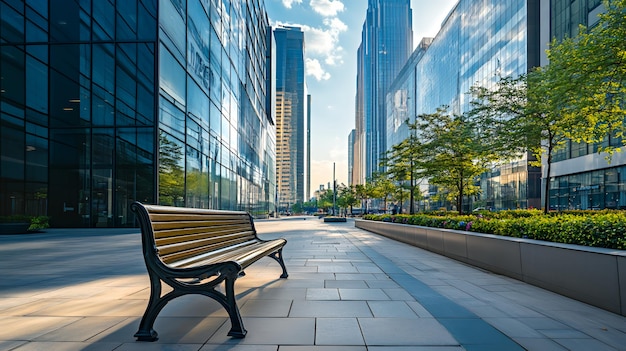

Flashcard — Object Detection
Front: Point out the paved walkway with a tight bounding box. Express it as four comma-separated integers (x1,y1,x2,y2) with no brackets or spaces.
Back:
0,217,625,351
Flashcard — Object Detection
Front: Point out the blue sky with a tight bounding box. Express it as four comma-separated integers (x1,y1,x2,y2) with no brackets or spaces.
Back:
264,0,459,193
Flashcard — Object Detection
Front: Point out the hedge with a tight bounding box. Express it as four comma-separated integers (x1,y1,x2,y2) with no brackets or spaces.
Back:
363,211,626,250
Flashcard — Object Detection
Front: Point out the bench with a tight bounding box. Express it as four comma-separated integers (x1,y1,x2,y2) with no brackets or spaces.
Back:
130,201,288,341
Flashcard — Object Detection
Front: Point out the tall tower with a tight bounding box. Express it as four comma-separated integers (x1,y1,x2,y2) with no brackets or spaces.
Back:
357,0,413,181
274,26,306,211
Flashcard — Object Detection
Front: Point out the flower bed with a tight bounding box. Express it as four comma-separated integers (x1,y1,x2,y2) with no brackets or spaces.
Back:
364,210,626,250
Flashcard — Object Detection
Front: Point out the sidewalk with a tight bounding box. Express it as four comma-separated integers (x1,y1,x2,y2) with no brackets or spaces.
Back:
0,217,624,350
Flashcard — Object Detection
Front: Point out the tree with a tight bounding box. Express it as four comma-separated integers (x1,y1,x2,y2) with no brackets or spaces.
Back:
413,106,510,215
384,127,423,214
354,182,376,214
370,172,394,213
315,189,333,213
338,185,359,216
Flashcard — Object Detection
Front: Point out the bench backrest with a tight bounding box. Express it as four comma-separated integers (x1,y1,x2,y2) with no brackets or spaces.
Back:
131,202,257,267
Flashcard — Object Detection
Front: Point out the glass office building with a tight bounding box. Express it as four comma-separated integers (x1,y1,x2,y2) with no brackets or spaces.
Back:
385,0,542,211
0,0,276,227
357,0,413,182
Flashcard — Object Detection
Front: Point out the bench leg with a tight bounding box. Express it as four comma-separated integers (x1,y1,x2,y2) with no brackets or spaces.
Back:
269,249,289,278
135,276,182,341
224,274,247,338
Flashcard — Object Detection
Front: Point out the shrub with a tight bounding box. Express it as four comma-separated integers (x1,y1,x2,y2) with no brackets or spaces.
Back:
362,210,626,250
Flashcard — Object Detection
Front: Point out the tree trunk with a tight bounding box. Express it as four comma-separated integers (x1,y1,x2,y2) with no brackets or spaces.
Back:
543,151,552,214
458,180,464,215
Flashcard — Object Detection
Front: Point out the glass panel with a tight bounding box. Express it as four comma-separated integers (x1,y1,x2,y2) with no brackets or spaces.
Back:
92,168,113,227
116,44,138,126
138,0,158,40
49,129,90,227
158,131,185,206
187,79,210,129
187,0,212,93
93,44,115,93
49,0,83,42
209,100,221,134
159,0,186,56
92,128,114,167
0,119,24,180
25,133,48,183
1,2,25,43
136,43,156,126
186,146,208,208
50,71,83,127
116,1,137,40
25,54,47,113
159,44,186,106
159,98,185,140
116,127,155,226
1,46,25,108
93,0,114,41
92,85,114,126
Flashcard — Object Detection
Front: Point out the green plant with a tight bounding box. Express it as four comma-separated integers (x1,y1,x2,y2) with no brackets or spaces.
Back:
363,209,626,250
28,216,50,231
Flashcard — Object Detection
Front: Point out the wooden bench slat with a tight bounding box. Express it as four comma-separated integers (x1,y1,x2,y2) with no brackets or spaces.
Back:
155,230,255,246
153,225,255,239
169,239,286,269
157,235,257,261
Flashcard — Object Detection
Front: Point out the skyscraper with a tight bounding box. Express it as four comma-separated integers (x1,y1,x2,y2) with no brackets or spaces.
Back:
355,0,413,182
274,26,306,211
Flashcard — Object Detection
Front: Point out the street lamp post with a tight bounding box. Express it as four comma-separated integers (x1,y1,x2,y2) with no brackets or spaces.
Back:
332,162,337,216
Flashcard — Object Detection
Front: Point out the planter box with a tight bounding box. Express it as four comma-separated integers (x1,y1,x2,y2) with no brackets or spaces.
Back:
324,217,347,223
355,219,626,317
0,223,30,234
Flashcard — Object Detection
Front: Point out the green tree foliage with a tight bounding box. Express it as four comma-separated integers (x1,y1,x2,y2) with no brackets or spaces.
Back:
552,0,626,144
354,182,377,214
370,172,395,213
317,188,334,213
412,107,510,215
338,185,359,215
383,130,422,214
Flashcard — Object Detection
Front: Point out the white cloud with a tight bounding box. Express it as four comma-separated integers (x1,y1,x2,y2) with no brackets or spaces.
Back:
282,0,302,8
271,3,348,81
310,0,345,17
306,58,331,81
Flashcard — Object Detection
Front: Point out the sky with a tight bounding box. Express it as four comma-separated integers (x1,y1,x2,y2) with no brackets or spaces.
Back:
264,0,459,196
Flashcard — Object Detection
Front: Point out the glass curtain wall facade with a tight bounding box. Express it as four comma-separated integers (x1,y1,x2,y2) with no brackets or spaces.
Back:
385,0,542,211
547,0,626,210
0,0,276,227
274,26,305,211
359,0,413,181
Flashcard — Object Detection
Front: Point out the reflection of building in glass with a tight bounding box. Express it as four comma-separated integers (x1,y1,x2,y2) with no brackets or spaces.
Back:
274,26,306,210
355,0,413,183
385,0,542,211
0,1,276,227
546,0,626,210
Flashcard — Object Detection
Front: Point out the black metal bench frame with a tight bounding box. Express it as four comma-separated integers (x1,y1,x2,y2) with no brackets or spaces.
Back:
131,202,288,341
